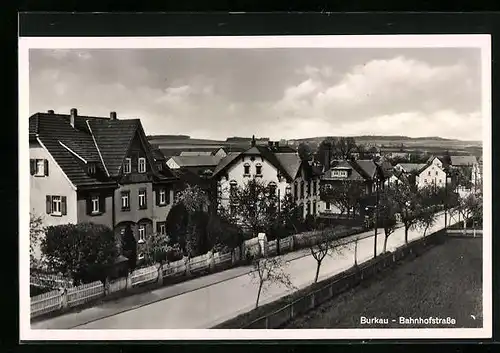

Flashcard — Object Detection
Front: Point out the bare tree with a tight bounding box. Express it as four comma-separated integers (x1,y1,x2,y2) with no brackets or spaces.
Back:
250,255,295,309
457,191,482,235
309,225,347,283
417,207,437,237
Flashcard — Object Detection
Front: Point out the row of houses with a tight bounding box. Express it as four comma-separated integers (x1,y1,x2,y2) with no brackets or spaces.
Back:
29,110,481,260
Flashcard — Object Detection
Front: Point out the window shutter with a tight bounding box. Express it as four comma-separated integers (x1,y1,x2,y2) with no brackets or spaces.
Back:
156,222,161,234
46,195,52,214
86,197,92,215
30,159,35,175
167,188,171,204
100,195,106,213
44,159,49,176
144,189,148,209
61,196,67,215
155,189,160,206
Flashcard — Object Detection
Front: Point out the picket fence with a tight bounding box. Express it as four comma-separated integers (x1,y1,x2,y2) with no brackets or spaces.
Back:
30,227,360,320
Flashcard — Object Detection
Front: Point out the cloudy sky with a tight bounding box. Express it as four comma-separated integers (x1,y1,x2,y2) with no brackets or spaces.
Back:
29,47,482,141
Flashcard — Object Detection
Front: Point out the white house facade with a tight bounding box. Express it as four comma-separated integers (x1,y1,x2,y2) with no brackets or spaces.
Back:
415,162,447,189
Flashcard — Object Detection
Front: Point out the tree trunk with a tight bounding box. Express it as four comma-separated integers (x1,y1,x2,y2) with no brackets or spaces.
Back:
255,282,263,308
404,227,408,244
314,260,322,283
383,236,388,253
423,225,429,237
463,217,467,235
354,240,358,266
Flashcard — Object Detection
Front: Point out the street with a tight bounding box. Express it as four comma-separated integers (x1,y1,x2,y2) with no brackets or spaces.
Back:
32,213,447,329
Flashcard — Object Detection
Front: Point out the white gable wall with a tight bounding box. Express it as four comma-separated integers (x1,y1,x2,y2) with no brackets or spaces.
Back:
416,163,447,189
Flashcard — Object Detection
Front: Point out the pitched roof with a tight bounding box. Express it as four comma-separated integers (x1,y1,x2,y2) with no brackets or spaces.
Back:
352,159,379,179
180,151,213,156
450,155,477,166
211,152,241,176
274,153,302,179
30,113,115,187
396,163,427,173
169,155,223,167
29,111,175,187
87,119,141,177
322,160,365,181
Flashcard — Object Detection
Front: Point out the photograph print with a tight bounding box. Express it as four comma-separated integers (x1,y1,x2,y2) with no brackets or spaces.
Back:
20,34,491,340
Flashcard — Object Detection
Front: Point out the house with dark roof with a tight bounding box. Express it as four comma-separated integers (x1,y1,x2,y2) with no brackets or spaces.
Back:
448,155,480,189
319,159,386,217
29,109,178,259
211,136,319,219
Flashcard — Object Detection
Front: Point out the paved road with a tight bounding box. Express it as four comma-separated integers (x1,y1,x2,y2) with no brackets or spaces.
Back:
33,212,448,330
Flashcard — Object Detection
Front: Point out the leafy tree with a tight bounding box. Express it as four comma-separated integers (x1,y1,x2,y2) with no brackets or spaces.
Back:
165,203,189,247
457,191,482,234
387,180,420,244
379,194,398,253
249,254,295,309
144,232,169,266
42,223,118,285
320,181,365,218
337,137,358,160
228,179,277,238
417,207,437,237
316,137,337,167
309,225,346,283
30,213,45,270
121,224,137,271
297,142,313,161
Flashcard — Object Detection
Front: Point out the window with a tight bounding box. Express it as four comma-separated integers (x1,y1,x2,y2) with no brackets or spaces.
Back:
286,185,291,194
313,201,317,215
156,221,166,236
439,179,442,184
138,225,146,242
424,179,428,183
243,163,250,175
312,180,317,196
332,170,339,177
121,191,130,211
46,195,67,216
255,163,262,176
159,188,166,205
138,189,147,209
326,202,331,210
268,182,277,196
428,171,431,176
52,196,61,215
30,159,49,177
435,171,439,176
91,195,100,214
300,181,304,199
87,163,96,175
138,157,146,173
123,158,131,174
230,180,238,199
340,171,348,177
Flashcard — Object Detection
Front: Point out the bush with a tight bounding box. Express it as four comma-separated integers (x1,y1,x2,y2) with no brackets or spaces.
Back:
166,243,184,263
42,223,118,285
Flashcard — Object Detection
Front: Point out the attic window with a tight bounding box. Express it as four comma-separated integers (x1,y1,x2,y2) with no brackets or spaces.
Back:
138,157,146,173
87,163,96,175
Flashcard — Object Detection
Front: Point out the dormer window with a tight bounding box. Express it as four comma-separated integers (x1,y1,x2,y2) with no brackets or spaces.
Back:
138,157,146,173
255,163,262,176
244,163,250,176
87,163,96,175
123,158,131,174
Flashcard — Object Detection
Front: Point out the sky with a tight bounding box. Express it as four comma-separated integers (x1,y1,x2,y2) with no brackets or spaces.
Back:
29,47,483,141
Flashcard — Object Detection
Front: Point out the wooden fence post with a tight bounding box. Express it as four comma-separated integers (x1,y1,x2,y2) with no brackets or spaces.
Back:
126,272,133,290
157,264,164,286
60,287,68,309
310,292,315,309
185,257,191,277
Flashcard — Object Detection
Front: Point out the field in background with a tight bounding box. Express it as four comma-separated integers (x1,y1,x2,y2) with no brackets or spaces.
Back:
285,237,482,329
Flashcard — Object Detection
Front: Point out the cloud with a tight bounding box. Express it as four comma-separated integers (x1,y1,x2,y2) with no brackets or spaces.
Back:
29,50,482,141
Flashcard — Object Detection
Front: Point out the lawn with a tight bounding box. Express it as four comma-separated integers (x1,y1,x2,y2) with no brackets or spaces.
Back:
285,237,483,329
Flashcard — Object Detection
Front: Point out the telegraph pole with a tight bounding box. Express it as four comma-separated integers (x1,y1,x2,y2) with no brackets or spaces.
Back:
374,177,379,258
277,188,281,255
444,171,448,230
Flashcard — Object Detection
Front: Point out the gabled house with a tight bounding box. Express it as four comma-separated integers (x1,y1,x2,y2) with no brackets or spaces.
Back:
211,136,315,219
415,161,447,190
448,155,480,188
29,109,178,258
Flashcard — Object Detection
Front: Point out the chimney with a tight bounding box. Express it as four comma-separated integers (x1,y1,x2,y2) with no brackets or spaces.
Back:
110,111,117,120
70,108,77,128
251,135,256,147
47,110,54,114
